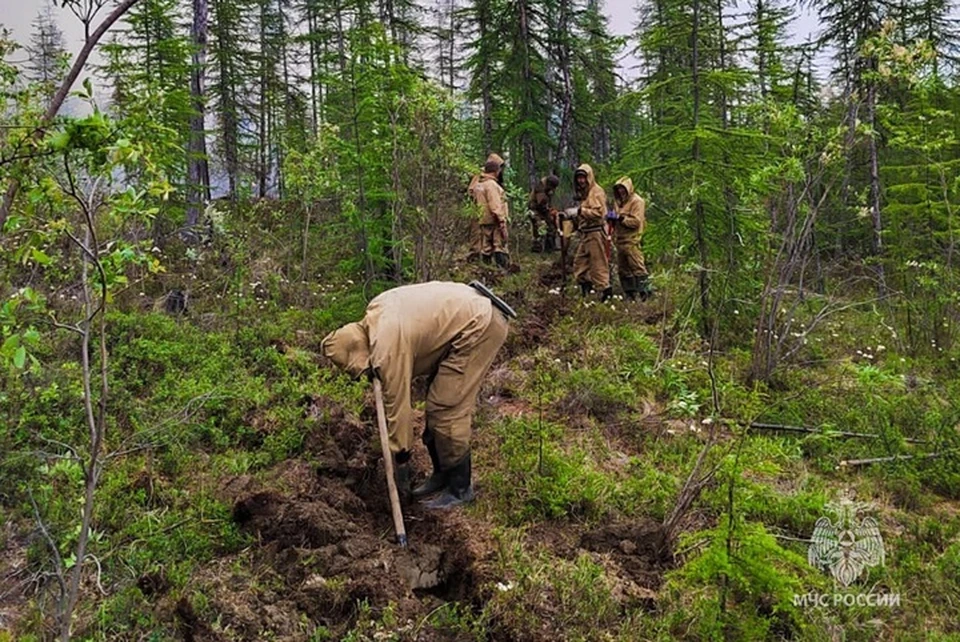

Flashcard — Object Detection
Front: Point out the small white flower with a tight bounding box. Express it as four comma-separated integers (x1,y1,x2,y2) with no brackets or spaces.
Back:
496,581,514,591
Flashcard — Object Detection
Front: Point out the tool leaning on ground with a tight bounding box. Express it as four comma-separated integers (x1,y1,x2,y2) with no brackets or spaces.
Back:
372,377,408,548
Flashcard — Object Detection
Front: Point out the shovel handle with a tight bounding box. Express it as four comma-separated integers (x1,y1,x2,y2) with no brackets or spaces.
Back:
373,378,408,547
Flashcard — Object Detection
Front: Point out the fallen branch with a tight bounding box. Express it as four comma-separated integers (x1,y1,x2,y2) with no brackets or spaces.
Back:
839,450,958,467
749,422,927,444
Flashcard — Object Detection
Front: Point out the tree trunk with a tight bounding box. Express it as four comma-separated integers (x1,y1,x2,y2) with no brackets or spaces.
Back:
691,0,711,339
258,0,269,198
866,69,885,294
186,0,210,231
519,0,537,187
478,1,494,153
212,0,239,200
555,0,574,172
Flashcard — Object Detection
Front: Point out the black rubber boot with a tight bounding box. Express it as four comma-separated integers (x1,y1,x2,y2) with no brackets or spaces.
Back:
621,275,637,301
544,233,557,253
412,434,447,498
637,275,653,301
394,450,412,503
395,462,412,502
579,282,592,297
422,453,474,510
600,286,614,303
494,252,509,269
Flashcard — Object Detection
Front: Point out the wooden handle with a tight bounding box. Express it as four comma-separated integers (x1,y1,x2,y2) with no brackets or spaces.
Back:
373,378,407,547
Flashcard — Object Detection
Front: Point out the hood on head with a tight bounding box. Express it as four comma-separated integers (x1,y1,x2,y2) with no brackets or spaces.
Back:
614,176,635,201
545,175,560,190
486,153,505,168
321,322,370,379
574,163,596,190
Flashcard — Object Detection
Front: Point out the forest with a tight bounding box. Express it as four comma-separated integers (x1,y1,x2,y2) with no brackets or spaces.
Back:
3,0,960,639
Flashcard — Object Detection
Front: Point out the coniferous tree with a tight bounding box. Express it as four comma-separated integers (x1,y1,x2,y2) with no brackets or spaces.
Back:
575,0,619,164
25,4,69,107
631,0,760,338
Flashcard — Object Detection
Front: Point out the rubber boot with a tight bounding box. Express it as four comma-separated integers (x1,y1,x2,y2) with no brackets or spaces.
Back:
636,275,653,301
494,252,509,269
579,282,592,297
395,462,412,502
422,453,474,510
544,233,557,253
412,434,447,498
621,275,637,301
600,286,614,303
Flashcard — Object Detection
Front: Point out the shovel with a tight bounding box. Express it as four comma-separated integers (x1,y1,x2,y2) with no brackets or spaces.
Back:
372,377,408,547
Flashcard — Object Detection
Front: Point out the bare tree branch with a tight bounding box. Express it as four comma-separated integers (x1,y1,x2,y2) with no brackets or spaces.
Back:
0,0,144,231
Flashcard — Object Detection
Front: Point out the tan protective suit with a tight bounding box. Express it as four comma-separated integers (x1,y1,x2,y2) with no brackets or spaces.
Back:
572,164,610,290
613,177,647,278
473,171,510,257
467,154,505,259
321,282,509,468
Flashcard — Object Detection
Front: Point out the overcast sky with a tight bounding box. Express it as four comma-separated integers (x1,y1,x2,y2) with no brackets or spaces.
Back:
1,0,826,96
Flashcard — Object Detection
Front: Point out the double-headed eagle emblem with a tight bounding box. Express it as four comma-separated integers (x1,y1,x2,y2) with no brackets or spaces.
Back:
808,493,885,587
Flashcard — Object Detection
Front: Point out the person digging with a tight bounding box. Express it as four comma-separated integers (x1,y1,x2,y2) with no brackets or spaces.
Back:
321,281,514,510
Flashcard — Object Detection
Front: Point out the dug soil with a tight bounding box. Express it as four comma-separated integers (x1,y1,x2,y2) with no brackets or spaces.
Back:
164,390,671,641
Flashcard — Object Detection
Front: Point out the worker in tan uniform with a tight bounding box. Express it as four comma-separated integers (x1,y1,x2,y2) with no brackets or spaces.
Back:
321,281,513,510
568,164,611,301
467,153,505,262
473,158,511,269
527,175,560,253
610,177,651,301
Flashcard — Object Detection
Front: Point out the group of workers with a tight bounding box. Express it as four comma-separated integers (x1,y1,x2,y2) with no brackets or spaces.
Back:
319,153,654,522
468,152,653,303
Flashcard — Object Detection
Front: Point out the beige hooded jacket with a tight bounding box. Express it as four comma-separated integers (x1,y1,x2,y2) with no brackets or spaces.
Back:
321,282,506,463
613,176,646,246
575,164,606,230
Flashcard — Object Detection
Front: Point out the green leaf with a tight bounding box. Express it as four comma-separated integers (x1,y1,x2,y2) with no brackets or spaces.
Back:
13,346,26,369
31,248,52,266
2,335,19,353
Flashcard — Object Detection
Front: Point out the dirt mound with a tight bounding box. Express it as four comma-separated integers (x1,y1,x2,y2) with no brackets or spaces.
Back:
176,400,487,640
580,520,673,593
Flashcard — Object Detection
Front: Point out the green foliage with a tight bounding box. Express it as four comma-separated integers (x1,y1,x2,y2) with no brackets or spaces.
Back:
486,416,613,522
662,518,814,641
